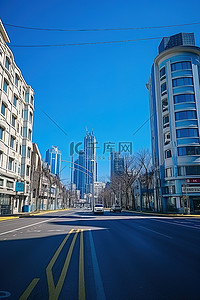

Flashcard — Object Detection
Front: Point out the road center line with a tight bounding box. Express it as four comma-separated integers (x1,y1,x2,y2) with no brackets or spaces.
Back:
89,230,106,300
19,278,40,300
0,217,59,236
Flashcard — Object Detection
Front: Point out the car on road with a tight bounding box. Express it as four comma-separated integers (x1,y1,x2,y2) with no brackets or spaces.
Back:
94,204,104,215
110,204,122,213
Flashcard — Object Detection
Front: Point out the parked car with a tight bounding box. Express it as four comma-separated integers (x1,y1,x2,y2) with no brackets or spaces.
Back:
110,204,122,213
94,204,104,215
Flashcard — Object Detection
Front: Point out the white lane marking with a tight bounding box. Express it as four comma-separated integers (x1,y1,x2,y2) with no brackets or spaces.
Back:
0,217,58,237
137,225,172,239
89,230,106,300
152,218,200,230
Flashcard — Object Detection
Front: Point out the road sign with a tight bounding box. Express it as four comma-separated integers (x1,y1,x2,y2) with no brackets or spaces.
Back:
15,182,24,192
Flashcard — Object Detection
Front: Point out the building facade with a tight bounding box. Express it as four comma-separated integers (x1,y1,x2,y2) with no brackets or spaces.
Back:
110,151,124,179
0,20,34,215
73,150,85,198
84,130,97,193
45,146,61,178
148,32,200,213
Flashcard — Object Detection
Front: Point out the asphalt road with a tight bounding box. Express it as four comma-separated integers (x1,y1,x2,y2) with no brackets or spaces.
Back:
0,209,200,300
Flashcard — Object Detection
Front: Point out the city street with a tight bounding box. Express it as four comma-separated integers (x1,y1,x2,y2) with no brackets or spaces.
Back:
0,209,200,300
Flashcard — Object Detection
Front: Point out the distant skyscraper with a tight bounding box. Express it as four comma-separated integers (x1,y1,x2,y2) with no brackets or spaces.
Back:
110,152,124,178
45,146,61,178
73,150,85,198
84,131,97,193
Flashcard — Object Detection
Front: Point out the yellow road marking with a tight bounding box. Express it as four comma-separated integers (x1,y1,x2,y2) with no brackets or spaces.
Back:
46,229,74,299
54,230,80,299
79,229,86,300
46,229,80,300
0,216,19,222
19,278,40,300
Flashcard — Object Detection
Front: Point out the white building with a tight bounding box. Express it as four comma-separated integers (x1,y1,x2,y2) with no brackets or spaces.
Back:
147,33,200,214
0,20,34,215
94,181,106,201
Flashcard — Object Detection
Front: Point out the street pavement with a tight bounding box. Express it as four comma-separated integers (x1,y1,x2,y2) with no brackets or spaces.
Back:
0,209,200,300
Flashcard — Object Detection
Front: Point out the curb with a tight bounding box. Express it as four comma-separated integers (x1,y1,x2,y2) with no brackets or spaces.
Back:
124,210,200,218
0,208,71,222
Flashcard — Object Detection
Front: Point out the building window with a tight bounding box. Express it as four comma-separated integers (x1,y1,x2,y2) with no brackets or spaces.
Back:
6,180,14,189
164,132,170,145
26,166,30,177
13,95,18,107
0,127,4,140
174,94,195,104
162,98,168,112
176,128,199,138
30,96,34,105
25,93,29,103
3,79,8,93
165,149,172,158
0,152,3,167
165,168,172,177
12,115,17,127
24,108,28,120
21,164,25,176
22,145,26,157
16,142,18,153
29,112,33,123
28,129,32,140
163,115,169,127
186,166,200,175
0,178,3,187
178,166,185,176
8,158,13,171
1,103,6,116
5,57,10,70
161,82,167,93
171,61,192,71
15,74,19,87
27,147,31,158
23,127,27,138
172,77,193,87
160,67,166,78
175,110,197,121
10,136,15,149
178,146,200,156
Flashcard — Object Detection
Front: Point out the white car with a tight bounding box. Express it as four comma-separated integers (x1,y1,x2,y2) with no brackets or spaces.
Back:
94,204,104,215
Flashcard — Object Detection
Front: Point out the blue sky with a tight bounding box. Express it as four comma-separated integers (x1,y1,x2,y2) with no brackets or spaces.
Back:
1,0,200,183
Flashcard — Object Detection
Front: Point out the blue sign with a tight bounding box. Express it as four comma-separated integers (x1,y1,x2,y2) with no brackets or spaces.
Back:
15,182,24,192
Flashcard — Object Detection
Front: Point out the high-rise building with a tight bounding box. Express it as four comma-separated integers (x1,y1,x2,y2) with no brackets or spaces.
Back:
147,32,200,214
0,20,35,215
73,150,85,198
110,152,124,179
45,146,61,178
84,131,97,193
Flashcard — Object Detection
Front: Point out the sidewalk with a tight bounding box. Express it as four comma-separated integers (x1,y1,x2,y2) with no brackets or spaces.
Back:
125,210,200,218
0,208,70,222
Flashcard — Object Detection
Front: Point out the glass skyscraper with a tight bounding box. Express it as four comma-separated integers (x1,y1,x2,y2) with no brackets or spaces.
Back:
72,131,97,197
147,32,200,214
110,152,124,179
84,131,97,193
45,146,61,178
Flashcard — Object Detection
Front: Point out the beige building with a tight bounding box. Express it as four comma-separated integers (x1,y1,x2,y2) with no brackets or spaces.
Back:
0,20,34,215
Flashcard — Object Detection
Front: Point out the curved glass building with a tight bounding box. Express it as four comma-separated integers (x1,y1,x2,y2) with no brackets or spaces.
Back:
148,33,200,213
